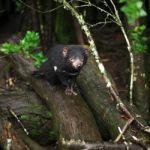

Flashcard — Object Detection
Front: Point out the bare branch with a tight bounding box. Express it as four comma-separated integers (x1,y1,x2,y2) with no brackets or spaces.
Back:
109,0,134,105
87,20,114,28
75,4,90,8
17,0,66,13
90,3,115,19
8,107,29,135
115,118,134,142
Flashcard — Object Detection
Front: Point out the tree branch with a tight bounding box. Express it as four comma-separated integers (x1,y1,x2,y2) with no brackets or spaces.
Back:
109,0,134,105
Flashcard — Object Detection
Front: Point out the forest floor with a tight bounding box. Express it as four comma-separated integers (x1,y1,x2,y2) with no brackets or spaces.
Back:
0,13,129,100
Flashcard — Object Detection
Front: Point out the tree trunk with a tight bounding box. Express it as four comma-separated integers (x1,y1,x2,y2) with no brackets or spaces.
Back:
133,53,149,119
40,0,54,49
128,20,149,120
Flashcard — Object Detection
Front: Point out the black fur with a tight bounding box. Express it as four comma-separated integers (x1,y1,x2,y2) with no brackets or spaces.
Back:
33,45,88,95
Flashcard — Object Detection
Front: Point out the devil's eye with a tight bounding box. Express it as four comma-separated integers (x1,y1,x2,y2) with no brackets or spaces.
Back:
70,58,74,61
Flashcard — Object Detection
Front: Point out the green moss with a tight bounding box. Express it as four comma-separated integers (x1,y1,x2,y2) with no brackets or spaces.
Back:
19,105,57,145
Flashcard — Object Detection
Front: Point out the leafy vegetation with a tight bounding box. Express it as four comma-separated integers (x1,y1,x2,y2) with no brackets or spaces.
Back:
0,31,47,68
119,0,148,53
130,25,148,53
119,0,147,24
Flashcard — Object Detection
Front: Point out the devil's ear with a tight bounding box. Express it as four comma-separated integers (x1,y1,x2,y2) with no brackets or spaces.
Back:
82,45,89,56
63,47,69,57
84,48,88,56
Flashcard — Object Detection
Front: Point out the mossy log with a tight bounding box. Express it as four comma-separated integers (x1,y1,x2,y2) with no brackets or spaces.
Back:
78,54,150,143
9,53,150,147
10,54,102,143
0,116,48,150
0,116,145,150
78,54,126,138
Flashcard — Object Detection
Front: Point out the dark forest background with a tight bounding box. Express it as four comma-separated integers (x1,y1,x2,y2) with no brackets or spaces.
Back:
0,0,150,149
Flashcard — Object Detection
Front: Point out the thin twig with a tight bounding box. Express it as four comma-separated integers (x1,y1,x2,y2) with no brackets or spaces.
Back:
77,0,90,3
8,107,29,135
17,0,65,13
115,117,134,142
91,3,115,19
75,4,90,8
109,0,134,105
118,127,130,150
87,20,114,28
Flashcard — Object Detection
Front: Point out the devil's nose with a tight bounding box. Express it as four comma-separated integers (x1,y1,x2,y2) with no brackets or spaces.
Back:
77,64,81,67
75,64,82,69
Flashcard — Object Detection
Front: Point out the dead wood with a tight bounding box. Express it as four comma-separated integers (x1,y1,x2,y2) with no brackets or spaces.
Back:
9,54,102,143
61,139,146,150
78,54,150,143
6,53,150,148
0,115,48,150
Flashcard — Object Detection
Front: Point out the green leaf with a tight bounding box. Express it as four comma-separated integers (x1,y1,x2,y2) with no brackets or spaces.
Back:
120,0,147,24
0,43,20,54
136,1,143,8
130,25,148,53
0,31,47,68
139,9,147,17
20,31,40,52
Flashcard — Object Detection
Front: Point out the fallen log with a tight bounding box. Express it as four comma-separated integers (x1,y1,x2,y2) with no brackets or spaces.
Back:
0,116,47,150
9,53,150,148
10,54,102,143
0,113,146,150
78,54,150,143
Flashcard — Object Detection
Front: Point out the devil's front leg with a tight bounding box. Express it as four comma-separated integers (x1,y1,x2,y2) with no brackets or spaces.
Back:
68,76,77,95
56,72,77,95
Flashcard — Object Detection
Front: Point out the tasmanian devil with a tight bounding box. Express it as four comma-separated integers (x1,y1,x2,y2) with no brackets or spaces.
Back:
33,45,88,95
